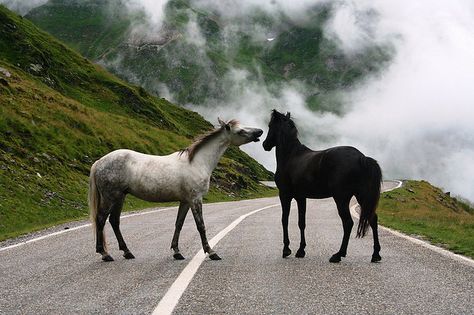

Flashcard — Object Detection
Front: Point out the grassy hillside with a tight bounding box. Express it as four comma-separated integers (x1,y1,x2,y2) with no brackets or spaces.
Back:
0,5,274,241
378,180,474,259
25,0,391,110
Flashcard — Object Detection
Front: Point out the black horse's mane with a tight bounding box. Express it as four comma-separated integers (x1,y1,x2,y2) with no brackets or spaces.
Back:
270,109,299,139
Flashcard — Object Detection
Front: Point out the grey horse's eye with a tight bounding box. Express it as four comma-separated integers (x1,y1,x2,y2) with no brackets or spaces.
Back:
238,130,246,136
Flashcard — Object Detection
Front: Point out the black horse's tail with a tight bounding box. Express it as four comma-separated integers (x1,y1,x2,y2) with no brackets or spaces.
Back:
356,156,382,238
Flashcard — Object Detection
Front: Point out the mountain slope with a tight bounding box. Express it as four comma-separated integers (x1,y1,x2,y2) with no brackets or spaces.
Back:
0,5,273,241
25,0,391,110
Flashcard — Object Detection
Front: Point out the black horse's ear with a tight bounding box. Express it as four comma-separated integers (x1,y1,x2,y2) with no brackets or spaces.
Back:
286,112,291,118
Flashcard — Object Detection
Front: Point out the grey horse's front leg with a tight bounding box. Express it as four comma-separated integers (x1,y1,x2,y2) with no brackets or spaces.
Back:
191,200,221,260
171,201,190,260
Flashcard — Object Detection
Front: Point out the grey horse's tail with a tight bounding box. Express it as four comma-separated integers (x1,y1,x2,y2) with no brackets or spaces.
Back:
88,162,106,250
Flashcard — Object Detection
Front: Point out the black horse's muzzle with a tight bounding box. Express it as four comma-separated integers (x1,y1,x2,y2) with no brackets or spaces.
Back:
262,139,273,151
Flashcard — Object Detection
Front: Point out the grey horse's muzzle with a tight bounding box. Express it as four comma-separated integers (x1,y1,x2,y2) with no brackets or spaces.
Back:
253,129,263,142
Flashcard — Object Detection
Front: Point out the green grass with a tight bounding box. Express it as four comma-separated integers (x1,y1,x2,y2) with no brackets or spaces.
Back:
0,63,275,240
0,5,274,241
378,180,474,259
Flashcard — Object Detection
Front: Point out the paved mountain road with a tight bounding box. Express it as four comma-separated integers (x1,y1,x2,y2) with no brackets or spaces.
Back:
1,182,473,314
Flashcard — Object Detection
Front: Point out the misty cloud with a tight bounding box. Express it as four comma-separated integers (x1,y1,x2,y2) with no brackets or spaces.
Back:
115,0,474,200
186,0,474,201
5,0,473,200
124,0,170,28
0,0,48,15
192,0,328,22
296,0,474,200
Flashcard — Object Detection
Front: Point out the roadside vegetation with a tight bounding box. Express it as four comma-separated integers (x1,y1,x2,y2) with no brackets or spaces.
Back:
0,5,275,242
378,180,474,259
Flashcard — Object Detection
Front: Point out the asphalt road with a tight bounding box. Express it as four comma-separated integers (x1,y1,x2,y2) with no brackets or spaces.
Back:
1,181,473,314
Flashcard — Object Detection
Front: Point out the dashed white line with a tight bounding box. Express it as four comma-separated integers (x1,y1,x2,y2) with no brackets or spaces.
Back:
152,203,280,315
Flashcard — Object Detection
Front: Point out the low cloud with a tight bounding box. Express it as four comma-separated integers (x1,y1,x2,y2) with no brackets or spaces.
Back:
124,0,170,29
319,0,474,200
187,0,474,201
5,0,473,200
0,0,48,15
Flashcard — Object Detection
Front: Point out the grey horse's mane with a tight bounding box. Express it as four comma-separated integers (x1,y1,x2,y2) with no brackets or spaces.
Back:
180,119,239,162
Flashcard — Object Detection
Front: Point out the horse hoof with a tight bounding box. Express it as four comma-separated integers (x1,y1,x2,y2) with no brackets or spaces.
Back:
209,253,222,260
295,249,306,258
329,254,341,263
371,254,382,263
123,252,135,259
282,248,292,258
102,255,114,262
173,253,185,260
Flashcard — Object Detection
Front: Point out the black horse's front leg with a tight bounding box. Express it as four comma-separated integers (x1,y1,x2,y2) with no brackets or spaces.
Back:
295,198,307,258
280,194,292,258
191,200,221,260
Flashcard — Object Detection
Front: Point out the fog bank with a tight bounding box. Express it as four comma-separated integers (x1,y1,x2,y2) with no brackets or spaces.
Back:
187,0,474,201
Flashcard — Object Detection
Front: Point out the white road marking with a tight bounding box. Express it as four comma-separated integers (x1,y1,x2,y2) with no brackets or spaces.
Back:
0,198,279,252
350,180,474,267
0,207,175,252
152,203,280,315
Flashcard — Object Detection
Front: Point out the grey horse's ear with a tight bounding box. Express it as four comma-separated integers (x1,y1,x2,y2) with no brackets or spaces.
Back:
218,117,226,127
286,112,291,118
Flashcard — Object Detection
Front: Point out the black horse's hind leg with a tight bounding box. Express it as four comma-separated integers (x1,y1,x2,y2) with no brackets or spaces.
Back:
109,197,135,259
295,198,306,258
280,194,292,258
370,214,381,262
330,196,353,263
171,201,190,260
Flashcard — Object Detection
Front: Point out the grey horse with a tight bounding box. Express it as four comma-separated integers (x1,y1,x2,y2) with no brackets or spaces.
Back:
89,118,263,261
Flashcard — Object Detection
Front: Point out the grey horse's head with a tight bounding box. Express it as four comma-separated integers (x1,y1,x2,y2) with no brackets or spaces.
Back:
218,118,263,146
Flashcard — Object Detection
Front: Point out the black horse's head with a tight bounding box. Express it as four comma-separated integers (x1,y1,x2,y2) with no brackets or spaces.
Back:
262,109,298,151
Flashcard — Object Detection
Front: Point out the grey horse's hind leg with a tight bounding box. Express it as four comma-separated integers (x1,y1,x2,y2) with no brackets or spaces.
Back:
96,211,114,262
109,196,135,259
95,192,123,262
171,201,190,260
191,200,220,260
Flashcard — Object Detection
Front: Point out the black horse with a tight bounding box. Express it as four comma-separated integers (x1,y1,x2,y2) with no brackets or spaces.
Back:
262,110,383,263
